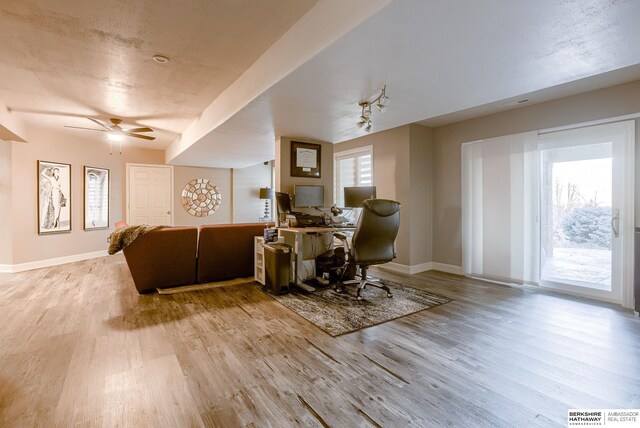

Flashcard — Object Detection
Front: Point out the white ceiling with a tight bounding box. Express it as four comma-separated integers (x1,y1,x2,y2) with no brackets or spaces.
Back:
0,0,317,149
2,1,640,165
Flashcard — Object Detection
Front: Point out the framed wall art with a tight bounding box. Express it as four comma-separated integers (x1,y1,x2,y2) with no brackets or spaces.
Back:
38,160,71,235
181,178,222,217
84,166,110,230
290,141,321,178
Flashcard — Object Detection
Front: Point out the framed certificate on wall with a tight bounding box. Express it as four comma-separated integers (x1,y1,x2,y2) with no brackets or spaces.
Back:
290,141,321,178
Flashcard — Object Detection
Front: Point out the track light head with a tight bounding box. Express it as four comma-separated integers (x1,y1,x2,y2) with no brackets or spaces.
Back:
356,86,389,132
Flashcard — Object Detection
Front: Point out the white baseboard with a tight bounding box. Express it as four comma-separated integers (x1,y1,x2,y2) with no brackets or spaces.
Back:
379,262,420,274
429,263,463,275
378,262,407,274
0,250,109,273
378,262,463,275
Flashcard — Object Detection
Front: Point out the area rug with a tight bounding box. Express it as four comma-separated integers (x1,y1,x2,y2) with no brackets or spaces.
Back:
271,279,451,336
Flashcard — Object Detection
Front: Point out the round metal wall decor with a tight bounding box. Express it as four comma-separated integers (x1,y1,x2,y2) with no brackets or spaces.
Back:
181,178,222,217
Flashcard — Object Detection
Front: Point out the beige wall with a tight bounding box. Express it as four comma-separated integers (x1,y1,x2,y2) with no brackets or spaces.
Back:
333,124,434,267
0,141,12,264
10,129,164,265
276,137,334,208
8,81,639,269
409,124,433,266
276,130,435,267
333,125,412,265
5,128,275,265
173,166,232,226
232,162,273,223
432,79,640,267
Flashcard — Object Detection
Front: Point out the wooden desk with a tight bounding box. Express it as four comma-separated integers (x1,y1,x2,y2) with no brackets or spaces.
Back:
278,226,355,291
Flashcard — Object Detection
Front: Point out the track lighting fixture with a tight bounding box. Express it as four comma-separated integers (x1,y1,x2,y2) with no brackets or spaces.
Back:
356,85,389,132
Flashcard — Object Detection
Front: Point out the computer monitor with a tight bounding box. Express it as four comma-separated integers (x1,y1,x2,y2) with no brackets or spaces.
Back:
294,185,324,208
344,186,377,208
275,192,293,214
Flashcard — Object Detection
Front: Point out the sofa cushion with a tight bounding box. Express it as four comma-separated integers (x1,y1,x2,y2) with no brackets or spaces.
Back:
197,223,271,283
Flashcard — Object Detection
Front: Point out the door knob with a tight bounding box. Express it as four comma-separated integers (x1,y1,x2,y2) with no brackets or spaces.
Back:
166,210,172,215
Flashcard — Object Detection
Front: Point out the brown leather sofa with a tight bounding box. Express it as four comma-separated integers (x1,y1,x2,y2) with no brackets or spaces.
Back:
197,223,270,283
122,223,271,293
123,226,199,293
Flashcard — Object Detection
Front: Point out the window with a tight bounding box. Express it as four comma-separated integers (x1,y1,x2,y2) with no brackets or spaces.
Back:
334,146,373,206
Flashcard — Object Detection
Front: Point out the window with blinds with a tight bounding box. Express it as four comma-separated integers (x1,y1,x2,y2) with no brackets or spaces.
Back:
334,146,373,206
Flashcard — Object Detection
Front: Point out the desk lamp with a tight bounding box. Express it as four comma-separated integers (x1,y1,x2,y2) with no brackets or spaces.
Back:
259,187,275,220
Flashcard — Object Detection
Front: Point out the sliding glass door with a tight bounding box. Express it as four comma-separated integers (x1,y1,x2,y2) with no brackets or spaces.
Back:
538,122,634,304
462,120,634,307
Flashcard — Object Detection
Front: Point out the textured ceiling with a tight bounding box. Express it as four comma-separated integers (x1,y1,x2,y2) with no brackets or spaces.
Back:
0,0,317,148
169,0,640,168
3,0,640,165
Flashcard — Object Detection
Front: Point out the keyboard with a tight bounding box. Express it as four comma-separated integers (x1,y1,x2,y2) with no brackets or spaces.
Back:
296,215,324,227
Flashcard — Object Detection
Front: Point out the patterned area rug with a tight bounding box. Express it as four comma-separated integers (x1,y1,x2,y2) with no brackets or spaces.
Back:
271,279,451,336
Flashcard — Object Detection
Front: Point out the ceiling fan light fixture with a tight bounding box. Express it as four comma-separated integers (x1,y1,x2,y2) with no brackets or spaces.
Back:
66,117,156,152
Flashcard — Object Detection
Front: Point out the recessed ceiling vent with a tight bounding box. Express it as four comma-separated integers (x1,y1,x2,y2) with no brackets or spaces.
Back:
504,98,530,107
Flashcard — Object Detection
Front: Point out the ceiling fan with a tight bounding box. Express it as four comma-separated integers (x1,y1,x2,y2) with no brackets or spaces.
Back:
65,118,156,141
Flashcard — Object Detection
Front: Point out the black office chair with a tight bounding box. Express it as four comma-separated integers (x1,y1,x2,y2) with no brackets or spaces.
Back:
334,199,401,300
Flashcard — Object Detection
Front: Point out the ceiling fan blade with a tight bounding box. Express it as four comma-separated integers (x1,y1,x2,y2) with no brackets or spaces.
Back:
126,127,154,133
127,133,156,140
64,126,109,132
87,118,112,131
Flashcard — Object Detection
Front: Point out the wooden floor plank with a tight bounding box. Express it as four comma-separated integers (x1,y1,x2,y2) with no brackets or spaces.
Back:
0,255,638,427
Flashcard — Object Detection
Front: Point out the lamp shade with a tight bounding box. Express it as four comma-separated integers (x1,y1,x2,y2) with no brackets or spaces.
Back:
259,187,275,199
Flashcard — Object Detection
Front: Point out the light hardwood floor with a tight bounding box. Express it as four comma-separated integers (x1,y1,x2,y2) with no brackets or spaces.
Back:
0,255,638,427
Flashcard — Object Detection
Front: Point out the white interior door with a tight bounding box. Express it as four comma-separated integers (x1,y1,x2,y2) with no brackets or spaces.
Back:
127,164,173,226
537,121,635,306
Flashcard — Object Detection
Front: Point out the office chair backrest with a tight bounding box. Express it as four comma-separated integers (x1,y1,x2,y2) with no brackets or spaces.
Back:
351,199,401,265
275,192,293,214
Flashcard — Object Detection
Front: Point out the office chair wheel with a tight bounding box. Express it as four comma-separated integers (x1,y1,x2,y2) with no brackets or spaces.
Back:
387,292,393,298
